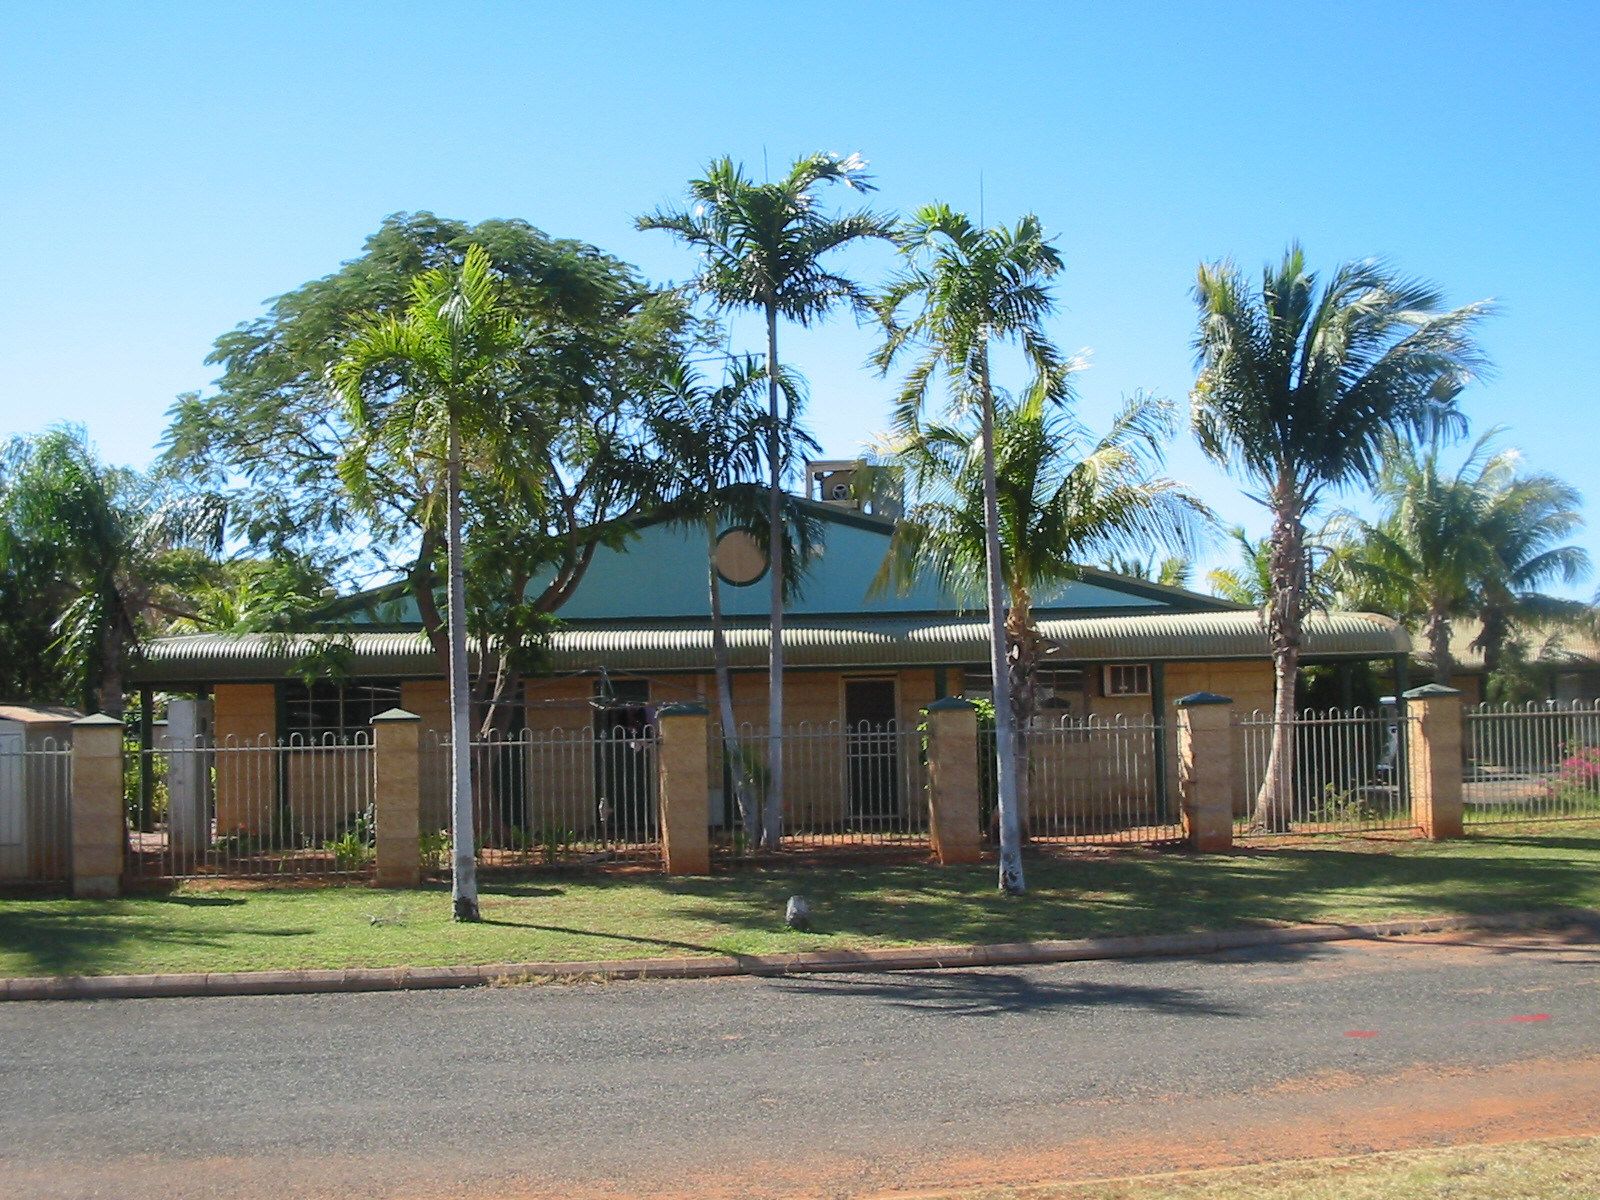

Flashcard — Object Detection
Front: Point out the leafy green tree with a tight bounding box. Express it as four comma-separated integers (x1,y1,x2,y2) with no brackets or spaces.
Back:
172,556,333,634
334,245,523,923
1191,245,1488,829
872,204,1074,895
873,391,1206,835
639,153,893,848
647,357,820,844
1,428,223,715
164,213,688,731
0,437,75,703
1343,429,1589,687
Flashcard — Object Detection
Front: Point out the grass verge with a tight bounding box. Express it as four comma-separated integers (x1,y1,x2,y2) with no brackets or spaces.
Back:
2,822,1598,979
929,1136,1600,1199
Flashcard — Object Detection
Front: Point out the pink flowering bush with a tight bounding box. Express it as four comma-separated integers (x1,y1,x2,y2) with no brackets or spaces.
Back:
1546,744,1600,808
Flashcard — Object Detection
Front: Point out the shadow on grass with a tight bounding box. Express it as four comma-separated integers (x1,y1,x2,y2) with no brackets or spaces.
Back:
4,828,1597,980
657,832,1600,950
0,893,310,976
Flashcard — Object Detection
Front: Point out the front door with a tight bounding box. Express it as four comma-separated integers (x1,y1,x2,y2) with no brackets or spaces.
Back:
845,678,900,821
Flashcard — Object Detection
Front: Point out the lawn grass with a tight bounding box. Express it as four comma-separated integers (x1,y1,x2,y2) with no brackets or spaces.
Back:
3,822,1599,979
934,1136,1600,1199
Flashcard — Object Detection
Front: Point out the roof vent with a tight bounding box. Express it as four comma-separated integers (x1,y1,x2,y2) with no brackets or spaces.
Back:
806,459,902,519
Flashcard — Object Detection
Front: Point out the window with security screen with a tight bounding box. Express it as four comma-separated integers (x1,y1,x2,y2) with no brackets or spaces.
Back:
281,681,402,742
1102,664,1152,697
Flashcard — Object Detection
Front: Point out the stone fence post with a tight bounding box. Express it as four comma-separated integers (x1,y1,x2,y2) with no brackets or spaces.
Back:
925,697,982,865
372,708,423,887
71,714,125,898
1175,693,1234,853
656,703,711,875
1404,684,1464,840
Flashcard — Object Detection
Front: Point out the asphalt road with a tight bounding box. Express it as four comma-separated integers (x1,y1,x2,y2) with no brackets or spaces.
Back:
4,929,1600,1199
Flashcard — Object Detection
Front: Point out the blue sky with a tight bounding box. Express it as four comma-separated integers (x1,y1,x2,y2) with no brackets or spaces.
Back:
2,1,1596,591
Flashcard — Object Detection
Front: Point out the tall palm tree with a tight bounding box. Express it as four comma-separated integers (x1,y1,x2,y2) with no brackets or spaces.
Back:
1191,244,1489,829
1345,430,1589,686
647,356,817,845
2,427,223,715
872,205,1074,895
638,153,893,848
334,245,525,922
1472,461,1590,678
874,391,1206,836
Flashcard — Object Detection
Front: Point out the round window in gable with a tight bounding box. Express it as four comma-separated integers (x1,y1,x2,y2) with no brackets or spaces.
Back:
714,527,768,587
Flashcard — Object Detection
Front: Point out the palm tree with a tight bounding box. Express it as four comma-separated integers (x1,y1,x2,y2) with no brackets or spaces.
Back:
334,245,525,922
1206,528,1273,606
872,205,1075,895
1207,523,1345,610
1191,245,1489,829
1102,552,1194,589
1345,429,1589,686
2,428,223,715
638,153,893,848
647,356,818,846
874,391,1206,837
1472,460,1590,679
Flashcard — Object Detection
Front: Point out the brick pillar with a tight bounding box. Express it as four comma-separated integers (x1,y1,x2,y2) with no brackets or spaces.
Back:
656,703,711,875
372,708,422,887
71,714,125,898
925,697,982,864
1404,684,1464,840
1176,692,1234,853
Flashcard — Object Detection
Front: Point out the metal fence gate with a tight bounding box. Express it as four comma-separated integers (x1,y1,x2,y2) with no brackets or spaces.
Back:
422,726,661,870
1464,701,1600,824
1235,708,1416,836
126,735,375,881
715,721,929,857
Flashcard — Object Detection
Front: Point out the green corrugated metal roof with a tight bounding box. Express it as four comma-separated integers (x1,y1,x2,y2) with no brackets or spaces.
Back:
133,611,1409,683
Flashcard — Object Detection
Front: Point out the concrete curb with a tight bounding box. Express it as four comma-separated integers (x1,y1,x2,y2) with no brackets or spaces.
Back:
5,907,1598,1002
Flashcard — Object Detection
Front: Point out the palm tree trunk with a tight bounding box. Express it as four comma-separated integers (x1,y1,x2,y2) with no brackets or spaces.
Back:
1427,608,1455,689
980,353,1026,894
1004,594,1038,840
97,621,125,718
761,303,785,851
446,420,480,922
1251,483,1304,832
707,518,759,846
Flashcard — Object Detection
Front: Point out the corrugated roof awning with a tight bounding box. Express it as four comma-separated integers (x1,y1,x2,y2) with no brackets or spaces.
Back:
132,610,1409,683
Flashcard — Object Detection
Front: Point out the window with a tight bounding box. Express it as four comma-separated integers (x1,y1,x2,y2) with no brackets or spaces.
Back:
960,668,1086,719
1102,664,1152,697
282,681,402,742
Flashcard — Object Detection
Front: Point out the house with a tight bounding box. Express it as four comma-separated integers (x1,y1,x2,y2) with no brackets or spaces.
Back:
1412,621,1600,705
132,465,1410,838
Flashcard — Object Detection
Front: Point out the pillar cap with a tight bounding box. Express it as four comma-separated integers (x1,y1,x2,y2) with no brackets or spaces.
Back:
1175,692,1233,708
71,713,124,727
656,702,708,718
371,707,421,723
926,696,978,712
1402,684,1462,699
